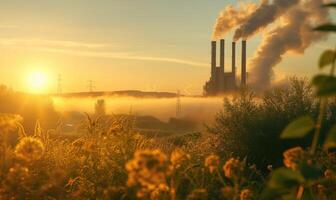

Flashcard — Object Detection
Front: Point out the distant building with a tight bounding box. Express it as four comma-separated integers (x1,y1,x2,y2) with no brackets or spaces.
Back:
204,39,247,95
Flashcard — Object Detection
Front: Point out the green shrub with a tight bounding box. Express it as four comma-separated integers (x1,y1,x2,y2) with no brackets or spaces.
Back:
208,78,336,168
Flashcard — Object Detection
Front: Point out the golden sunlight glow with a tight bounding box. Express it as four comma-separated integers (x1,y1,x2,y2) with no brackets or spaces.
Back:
27,71,48,93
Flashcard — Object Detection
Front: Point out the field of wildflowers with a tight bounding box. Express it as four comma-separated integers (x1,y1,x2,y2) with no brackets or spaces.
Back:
0,101,336,200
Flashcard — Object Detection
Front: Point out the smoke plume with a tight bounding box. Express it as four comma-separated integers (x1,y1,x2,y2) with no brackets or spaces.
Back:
212,0,330,90
249,0,329,89
212,3,257,39
233,0,300,41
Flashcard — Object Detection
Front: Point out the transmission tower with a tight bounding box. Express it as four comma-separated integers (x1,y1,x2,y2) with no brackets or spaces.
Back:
57,74,62,94
87,80,95,92
176,90,181,118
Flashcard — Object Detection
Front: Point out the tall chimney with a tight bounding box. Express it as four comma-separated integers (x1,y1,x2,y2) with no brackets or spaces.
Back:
241,40,247,86
232,41,236,77
211,41,216,79
220,39,225,74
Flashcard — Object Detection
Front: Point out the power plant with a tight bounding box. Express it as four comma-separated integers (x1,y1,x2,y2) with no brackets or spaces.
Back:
204,39,247,95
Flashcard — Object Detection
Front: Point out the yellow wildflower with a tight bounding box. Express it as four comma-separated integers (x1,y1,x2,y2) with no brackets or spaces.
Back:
324,169,334,179
283,147,305,170
126,149,169,198
223,158,244,179
170,148,190,168
204,154,220,173
150,184,169,200
6,164,29,185
240,189,253,200
15,137,44,162
0,114,22,133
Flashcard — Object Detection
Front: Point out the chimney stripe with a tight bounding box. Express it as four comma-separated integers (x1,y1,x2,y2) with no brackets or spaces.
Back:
241,40,247,86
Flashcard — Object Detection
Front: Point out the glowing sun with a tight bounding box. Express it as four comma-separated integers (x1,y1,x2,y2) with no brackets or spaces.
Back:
27,71,48,93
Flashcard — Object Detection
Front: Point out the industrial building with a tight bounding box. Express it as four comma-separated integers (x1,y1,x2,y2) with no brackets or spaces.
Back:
203,39,247,95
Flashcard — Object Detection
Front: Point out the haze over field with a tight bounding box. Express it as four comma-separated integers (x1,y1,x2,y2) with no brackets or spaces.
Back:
53,96,223,124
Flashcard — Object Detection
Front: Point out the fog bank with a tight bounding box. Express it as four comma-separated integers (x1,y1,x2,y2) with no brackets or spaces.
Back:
52,96,224,124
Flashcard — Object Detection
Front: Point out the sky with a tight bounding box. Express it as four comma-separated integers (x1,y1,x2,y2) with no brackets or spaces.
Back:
0,0,335,95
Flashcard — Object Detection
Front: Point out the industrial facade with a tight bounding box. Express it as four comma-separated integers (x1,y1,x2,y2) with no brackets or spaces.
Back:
204,39,247,95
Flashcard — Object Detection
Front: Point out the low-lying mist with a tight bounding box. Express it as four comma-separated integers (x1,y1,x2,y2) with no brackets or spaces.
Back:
52,96,224,124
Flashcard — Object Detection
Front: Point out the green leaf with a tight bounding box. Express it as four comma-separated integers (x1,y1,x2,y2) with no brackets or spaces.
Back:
269,168,305,189
312,75,336,97
298,163,322,180
312,75,336,86
323,3,336,8
281,116,315,139
319,50,336,69
314,24,336,32
324,124,336,149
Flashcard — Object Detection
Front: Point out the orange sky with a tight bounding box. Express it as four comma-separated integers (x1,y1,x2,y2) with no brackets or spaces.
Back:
0,0,335,95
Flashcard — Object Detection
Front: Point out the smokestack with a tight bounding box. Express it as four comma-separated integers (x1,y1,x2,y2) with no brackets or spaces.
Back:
220,39,225,74
241,40,247,86
232,41,236,77
211,41,216,79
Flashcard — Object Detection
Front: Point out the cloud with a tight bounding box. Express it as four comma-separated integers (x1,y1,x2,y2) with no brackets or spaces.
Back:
0,38,106,49
35,47,209,67
0,38,208,67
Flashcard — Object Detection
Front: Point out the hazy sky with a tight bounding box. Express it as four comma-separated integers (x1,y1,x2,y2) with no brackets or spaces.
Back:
0,0,335,94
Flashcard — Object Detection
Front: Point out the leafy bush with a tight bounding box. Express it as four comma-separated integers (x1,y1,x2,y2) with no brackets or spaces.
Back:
208,78,328,168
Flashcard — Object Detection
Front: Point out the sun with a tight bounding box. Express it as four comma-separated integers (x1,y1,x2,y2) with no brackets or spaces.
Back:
27,71,48,93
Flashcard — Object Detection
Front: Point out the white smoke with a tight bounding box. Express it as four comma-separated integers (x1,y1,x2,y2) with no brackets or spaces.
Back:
233,0,300,40
212,2,257,39
212,0,330,90
249,0,329,89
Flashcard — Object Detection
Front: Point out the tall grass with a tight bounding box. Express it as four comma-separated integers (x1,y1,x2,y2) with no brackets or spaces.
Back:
0,94,335,199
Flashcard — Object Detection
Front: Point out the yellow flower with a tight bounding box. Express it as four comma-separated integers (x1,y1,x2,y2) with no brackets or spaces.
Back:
150,184,169,200
204,154,220,173
126,149,169,198
324,169,334,179
283,147,305,170
223,158,244,179
170,148,190,169
240,189,253,200
0,114,22,133
6,164,29,185
15,137,44,162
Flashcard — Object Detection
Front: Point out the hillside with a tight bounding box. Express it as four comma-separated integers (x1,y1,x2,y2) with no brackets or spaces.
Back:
51,90,179,98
